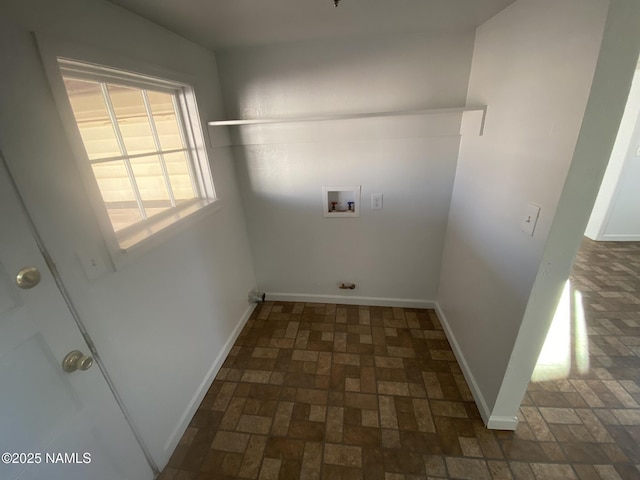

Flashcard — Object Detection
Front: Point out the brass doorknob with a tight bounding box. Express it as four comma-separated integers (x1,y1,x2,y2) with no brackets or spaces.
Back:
62,350,94,373
16,266,41,289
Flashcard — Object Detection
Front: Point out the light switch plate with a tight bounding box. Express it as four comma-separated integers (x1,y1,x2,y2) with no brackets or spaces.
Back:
76,247,111,280
521,203,541,236
371,193,383,210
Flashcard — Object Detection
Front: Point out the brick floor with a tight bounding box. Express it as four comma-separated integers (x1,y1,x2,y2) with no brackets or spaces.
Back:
160,238,640,479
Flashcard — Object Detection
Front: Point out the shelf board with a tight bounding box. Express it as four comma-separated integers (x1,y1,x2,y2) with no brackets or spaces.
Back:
208,105,486,127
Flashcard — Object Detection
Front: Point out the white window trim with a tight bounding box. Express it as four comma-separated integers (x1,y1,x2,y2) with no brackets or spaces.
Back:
36,33,221,268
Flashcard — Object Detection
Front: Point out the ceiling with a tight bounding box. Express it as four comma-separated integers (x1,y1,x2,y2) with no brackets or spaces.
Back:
108,0,516,51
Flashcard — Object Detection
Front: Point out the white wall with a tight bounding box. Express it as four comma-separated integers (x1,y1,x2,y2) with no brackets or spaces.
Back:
216,32,475,305
586,69,640,241
437,0,611,427
0,0,256,468
492,0,640,425
605,149,640,239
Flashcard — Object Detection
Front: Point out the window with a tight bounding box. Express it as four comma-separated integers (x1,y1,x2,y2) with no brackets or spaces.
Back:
57,59,216,251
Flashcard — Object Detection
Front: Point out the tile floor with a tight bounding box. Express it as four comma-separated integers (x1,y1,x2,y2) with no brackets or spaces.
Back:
159,238,640,479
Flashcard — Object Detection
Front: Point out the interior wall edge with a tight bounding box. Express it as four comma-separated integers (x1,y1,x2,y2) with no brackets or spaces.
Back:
433,302,517,430
490,0,640,425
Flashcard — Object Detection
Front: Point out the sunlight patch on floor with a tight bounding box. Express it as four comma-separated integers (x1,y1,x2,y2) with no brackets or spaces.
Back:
573,288,590,374
531,279,589,382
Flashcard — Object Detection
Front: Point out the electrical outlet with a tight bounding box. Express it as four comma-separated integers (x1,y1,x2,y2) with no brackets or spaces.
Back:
371,193,383,210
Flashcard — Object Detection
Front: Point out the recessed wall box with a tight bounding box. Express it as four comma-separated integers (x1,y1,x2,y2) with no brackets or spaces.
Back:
322,186,361,218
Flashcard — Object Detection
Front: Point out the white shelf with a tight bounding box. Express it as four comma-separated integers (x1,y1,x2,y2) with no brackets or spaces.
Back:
208,105,486,128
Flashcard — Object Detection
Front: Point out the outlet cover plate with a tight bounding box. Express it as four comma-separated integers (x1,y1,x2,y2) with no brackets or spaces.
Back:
521,203,541,236
371,193,383,210
76,247,111,280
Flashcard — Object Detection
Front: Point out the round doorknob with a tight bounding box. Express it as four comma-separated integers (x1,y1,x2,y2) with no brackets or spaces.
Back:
62,350,94,373
16,266,41,289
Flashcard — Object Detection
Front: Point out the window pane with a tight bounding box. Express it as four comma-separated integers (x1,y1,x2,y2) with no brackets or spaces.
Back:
107,84,156,155
63,78,121,160
57,58,214,248
91,161,142,231
146,90,185,150
129,155,172,218
164,151,196,201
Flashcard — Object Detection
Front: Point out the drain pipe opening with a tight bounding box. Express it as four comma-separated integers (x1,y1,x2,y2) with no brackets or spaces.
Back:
248,290,266,303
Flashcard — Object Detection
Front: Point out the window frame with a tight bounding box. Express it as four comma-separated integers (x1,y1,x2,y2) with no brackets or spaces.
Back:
36,34,220,266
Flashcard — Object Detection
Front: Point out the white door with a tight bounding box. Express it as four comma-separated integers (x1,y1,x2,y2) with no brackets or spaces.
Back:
0,154,153,480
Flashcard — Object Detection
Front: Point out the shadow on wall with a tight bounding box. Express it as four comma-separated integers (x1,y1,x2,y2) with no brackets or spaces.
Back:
217,31,475,120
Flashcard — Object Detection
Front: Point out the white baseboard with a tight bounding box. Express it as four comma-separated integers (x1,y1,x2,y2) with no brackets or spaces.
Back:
162,303,256,458
434,302,518,431
266,292,434,309
600,234,640,241
487,415,519,430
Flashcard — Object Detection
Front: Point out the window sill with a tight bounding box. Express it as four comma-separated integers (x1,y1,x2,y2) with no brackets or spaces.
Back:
109,198,222,268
